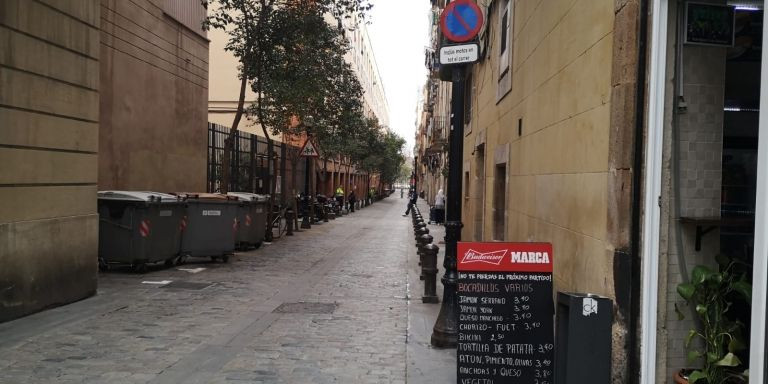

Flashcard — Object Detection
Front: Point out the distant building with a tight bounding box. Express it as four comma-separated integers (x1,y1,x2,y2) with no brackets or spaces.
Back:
342,15,390,128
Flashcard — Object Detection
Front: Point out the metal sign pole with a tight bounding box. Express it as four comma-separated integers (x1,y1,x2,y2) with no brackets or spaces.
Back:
431,64,465,348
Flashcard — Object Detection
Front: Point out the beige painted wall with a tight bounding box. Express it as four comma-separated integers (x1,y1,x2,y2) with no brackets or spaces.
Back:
465,0,615,296
0,0,100,322
207,27,264,135
99,0,208,192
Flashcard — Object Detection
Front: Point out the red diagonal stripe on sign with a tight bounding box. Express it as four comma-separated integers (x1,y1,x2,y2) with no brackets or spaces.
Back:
451,7,473,35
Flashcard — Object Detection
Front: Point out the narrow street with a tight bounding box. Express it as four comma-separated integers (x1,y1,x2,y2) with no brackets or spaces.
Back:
0,197,454,384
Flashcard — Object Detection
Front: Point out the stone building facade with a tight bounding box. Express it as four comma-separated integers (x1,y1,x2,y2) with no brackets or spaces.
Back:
1,0,101,322
100,0,209,192
417,0,646,380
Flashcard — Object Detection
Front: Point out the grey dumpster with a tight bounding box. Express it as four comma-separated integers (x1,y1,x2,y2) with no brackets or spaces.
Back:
175,193,239,263
98,191,185,272
227,192,270,250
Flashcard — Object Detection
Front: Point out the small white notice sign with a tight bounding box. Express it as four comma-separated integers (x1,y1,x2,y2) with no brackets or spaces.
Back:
439,43,479,65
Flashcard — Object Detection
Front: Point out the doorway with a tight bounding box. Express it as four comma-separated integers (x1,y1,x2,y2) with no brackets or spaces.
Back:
643,2,766,382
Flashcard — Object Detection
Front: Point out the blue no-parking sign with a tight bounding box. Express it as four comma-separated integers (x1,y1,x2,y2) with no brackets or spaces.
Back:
440,0,484,43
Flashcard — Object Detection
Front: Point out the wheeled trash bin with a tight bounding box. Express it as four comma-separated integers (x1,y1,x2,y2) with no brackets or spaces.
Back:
175,193,239,263
97,191,185,272
227,192,270,250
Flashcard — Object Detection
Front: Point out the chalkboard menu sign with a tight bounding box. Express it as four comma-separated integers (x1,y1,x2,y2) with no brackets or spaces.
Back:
457,242,554,384
685,3,735,46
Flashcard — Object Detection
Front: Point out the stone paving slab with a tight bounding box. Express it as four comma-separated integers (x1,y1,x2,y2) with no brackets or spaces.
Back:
0,197,455,383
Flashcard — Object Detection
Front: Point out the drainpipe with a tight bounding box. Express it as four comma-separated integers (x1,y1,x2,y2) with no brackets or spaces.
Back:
640,0,670,383
628,1,650,383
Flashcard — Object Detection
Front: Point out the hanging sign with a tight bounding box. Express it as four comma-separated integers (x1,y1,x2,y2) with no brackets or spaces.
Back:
440,0,484,43
456,242,555,384
684,3,735,46
299,139,319,157
440,43,479,65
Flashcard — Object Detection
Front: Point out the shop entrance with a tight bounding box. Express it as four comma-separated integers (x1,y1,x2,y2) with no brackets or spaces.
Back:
644,1,767,383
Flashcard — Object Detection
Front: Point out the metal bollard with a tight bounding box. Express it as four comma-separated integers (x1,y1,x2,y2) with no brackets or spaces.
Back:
418,233,433,278
422,243,440,303
285,208,294,236
414,225,429,241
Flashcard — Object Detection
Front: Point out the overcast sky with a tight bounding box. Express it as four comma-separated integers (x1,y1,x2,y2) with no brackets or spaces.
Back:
366,0,432,157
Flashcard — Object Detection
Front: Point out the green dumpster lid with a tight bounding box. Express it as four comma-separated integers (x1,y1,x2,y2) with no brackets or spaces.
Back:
227,192,270,203
98,191,180,202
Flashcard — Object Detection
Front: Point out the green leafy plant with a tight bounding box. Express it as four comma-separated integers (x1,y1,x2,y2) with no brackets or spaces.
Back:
676,255,752,384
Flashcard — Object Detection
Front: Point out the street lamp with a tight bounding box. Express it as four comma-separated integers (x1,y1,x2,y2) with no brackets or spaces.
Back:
300,116,314,229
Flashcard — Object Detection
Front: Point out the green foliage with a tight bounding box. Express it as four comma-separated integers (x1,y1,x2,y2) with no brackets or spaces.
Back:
676,256,751,384
203,0,372,141
204,0,407,188
398,162,413,184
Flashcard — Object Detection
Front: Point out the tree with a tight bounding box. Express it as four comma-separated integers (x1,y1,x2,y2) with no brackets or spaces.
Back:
348,118,406,201
203,0,371,192
204,0,371,230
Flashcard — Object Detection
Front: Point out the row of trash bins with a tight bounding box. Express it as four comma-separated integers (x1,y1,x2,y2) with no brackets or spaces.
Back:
98,191,270,272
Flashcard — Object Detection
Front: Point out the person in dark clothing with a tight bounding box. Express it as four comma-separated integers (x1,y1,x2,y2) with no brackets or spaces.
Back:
403,189,417,216
348,190,357,212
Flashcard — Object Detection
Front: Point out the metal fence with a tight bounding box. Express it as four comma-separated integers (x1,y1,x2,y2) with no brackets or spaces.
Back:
208,123,376,204
208,123,296,196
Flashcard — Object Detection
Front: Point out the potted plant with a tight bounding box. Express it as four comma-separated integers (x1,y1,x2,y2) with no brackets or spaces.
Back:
675,255,752,383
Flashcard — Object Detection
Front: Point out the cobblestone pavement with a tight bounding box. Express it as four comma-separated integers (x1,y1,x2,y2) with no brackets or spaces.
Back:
0,197,454,383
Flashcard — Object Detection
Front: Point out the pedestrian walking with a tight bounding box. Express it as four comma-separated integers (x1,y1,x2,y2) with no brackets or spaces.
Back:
335,185,344,213
348,189,357,212
432,189,445,224
403,189,417,216
400,188,404,198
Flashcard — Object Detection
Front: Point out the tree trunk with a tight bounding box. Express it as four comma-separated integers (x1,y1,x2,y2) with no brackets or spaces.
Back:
222,75,248,194
366,173,371,205
345,161,352,208
290,153,300,229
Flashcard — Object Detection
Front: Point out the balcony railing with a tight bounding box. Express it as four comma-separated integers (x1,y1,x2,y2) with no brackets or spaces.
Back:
429,115,450,142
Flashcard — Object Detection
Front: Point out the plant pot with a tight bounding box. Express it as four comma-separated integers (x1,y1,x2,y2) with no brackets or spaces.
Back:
675,369,712,384
674,369,690,384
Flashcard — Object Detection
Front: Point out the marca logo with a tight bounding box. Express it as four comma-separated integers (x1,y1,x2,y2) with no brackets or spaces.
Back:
461,249,507,265
510,251,550,264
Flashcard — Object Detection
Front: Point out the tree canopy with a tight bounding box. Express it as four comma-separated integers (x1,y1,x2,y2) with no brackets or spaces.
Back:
204,0,404,190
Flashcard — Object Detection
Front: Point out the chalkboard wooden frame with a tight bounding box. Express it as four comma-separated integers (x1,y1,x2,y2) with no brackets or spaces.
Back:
684,2,735,47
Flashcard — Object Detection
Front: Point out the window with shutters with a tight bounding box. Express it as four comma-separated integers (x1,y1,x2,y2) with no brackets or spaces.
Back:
496,0,513,102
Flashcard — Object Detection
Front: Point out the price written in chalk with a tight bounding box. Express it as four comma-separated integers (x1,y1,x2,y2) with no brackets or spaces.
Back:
456,242,555,384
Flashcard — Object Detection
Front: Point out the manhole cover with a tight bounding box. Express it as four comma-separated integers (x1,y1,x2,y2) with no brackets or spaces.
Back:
272,302,337,314
161,281,213,290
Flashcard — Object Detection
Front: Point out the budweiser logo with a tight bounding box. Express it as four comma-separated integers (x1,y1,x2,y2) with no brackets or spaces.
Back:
461,249,507,265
